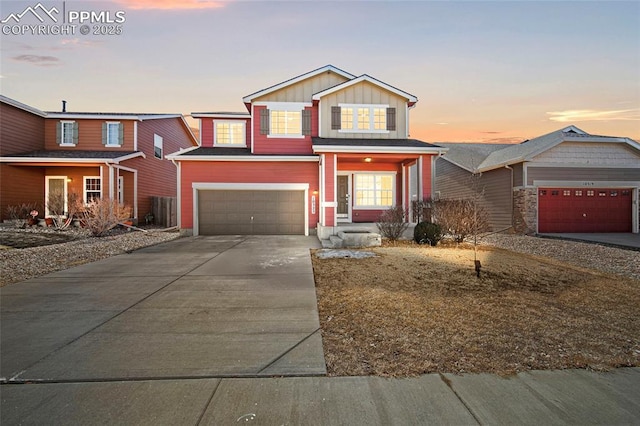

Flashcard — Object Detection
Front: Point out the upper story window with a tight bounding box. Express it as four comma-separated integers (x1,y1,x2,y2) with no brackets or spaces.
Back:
258,103,311,139
154,134,163,159
215,121,246,147
58,121,78,146
103,122,123,147
332,104,396,133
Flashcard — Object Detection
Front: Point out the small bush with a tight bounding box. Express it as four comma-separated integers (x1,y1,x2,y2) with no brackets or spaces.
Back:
5,202,38,221
375,206,409,241
413,221,442,246
433,198,490,243
79,198,132,237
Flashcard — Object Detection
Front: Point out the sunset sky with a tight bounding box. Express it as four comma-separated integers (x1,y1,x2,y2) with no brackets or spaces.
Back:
1,0,639,143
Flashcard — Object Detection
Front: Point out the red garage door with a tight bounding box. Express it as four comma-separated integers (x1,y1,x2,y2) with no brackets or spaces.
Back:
538,188,632,233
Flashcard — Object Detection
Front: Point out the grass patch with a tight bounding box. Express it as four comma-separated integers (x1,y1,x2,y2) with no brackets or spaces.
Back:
312,245,640,377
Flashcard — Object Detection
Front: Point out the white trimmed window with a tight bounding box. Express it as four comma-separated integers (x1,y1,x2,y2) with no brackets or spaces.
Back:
154,134,163,159
106,122,120,146
354,173,395,208
339,104,388,133
214,121,246,146
270,110,302,136
84,177,101,204
59,121,77,146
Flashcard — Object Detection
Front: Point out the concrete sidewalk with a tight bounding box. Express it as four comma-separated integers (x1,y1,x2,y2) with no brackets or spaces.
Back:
2,368,638,424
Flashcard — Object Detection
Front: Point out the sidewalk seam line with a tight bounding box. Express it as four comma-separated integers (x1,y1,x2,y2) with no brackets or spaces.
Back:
256,327,323,375
438,373,482,425
195,378,222,426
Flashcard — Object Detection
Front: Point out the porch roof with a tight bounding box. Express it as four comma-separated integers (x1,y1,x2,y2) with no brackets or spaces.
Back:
312,138,446,154
167,147,319,162
0,150,143,163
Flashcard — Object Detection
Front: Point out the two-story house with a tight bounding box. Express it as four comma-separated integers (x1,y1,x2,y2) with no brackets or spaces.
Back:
167,65,446,239
0,95,198,223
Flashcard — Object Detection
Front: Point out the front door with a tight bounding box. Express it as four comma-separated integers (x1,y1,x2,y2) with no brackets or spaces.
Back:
337,174,350,221
45,176,68,217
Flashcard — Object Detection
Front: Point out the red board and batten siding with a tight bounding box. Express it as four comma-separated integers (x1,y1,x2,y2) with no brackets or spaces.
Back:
200,118,251,148
252,106,315,155
179,161,319,230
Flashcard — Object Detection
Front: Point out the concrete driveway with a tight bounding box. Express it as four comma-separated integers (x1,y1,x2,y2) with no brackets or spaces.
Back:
1,235,326,382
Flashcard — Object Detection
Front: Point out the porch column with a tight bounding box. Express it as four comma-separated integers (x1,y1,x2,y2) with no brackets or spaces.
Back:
418,155,433,200
322,153,336,227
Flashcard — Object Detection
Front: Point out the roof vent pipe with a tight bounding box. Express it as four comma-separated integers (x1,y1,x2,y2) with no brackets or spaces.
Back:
62,100,66,112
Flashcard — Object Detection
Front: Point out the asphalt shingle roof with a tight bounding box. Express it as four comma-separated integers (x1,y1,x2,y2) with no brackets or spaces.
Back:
6,150,139,159
178,147,317,157
312,138,441,148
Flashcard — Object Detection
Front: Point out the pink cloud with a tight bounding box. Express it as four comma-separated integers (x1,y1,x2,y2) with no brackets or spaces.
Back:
116,0,227,10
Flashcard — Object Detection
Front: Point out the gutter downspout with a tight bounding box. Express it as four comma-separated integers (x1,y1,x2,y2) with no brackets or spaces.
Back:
505,165,514,231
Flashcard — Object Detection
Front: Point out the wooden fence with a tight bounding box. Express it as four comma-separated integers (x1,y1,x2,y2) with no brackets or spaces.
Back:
150,196,177,228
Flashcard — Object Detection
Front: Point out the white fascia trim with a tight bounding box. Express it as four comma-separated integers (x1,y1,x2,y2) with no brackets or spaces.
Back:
114,152,146,163
312,146,444,154
170,156,319,162
242,65,356,103
252,102,312,110
193,182,309,191
527,162,640,169
0,157,116,164
165,145,201,159
192,113,250,119
0,95,47,116
533,180,640,188
137,115,182,121
312,75,418,103
47,114,137,120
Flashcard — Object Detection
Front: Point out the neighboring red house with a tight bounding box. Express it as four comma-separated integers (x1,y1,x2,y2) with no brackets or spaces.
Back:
167,65,445,239
0,95,198,223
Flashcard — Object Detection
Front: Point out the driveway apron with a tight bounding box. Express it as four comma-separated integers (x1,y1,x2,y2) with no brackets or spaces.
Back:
1,236,326,382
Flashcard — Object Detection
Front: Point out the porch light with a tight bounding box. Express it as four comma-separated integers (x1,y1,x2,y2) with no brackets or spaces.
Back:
364,157,372,163
66,177,72,182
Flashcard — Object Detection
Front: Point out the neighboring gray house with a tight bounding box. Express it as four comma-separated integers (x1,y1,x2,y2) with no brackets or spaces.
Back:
435,126,640,234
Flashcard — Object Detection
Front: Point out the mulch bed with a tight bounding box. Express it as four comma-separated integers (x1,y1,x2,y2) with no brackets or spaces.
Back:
312,243,640,377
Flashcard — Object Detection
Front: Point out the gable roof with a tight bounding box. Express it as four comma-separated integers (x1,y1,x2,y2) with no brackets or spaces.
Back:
312,74,418,104
440,126,640,172
242,65,356,103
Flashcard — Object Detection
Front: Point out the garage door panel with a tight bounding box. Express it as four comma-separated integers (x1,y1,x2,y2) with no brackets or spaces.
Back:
538,188,632,233
198,190,305,235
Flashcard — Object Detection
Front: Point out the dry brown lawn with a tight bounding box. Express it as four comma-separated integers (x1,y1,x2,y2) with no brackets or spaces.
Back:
312,242,640,377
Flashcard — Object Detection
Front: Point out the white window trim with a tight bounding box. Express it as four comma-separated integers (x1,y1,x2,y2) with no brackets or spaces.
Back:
60,120,76,146
258,102,307,139
105,122,121,147
352,172,396,210
213,120,247,147
154,134,163,159
338,103,390,134
83,176,102,205
45,176,68,217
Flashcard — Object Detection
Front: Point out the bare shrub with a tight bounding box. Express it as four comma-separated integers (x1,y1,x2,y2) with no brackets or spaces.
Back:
433,198,490,243
46,191,81,230
411,199,436,223
375,206,409,241
5,202,38,226
79,198,131,237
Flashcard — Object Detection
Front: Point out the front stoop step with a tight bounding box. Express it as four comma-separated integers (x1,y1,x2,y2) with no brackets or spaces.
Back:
329,235,344,248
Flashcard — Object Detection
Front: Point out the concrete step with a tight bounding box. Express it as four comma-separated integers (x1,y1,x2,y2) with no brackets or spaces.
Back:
329,235,344,248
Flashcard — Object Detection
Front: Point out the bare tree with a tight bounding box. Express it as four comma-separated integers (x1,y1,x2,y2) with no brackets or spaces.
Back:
46,191,81,230
375,206,409,241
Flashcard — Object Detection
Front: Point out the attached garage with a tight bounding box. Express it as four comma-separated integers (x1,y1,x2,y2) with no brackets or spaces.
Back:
193,183,309,236
538,188,633,233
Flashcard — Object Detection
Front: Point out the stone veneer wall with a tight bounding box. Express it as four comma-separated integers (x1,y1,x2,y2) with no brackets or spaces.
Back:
513,188,537,234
